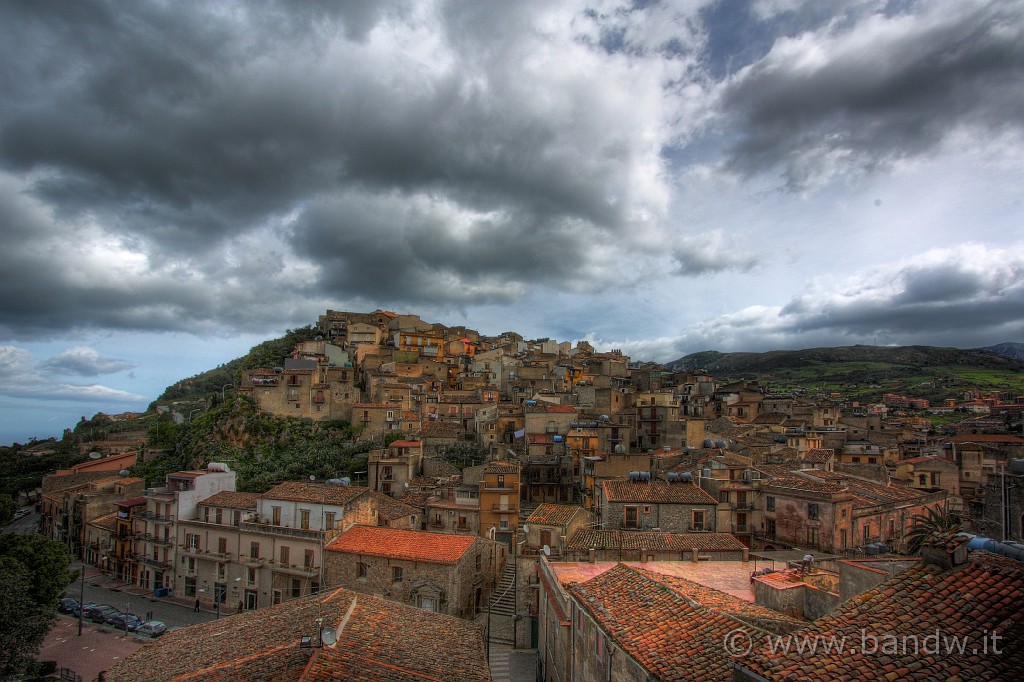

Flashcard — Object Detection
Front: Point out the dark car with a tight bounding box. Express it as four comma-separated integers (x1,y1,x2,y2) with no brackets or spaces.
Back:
107,612,144,631
86,604,119,623
73,602,97,618
135,620,167,637
58,597,80,614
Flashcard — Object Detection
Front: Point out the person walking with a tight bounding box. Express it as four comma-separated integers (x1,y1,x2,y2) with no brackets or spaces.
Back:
194,598,200,612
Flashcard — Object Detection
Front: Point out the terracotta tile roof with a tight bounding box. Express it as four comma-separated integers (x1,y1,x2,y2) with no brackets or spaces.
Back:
738,551,1024,681
484,460,520,475
388,440,423,448
115,496,147,508
419,421,464,438
526,503,584,526
42,471,121,495
601,480,718,505
263,481,369,507
525,404,578,413
87,511,119,530
327,525,476,564
368,490,422,521
565,530,746,552
200,490,260,510
567,564,802,681
105,587,488,681
801,448,835,463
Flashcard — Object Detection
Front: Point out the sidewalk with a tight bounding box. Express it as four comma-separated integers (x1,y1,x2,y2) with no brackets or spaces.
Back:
80,566,223,615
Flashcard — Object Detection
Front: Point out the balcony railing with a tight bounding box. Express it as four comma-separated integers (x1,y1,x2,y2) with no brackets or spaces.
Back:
240,555,267,567
239,521,324,540
140,511,175,523
490,505,517,513
271,563,320,577
729,502,755,511
139,557,171,570
139,533,173,546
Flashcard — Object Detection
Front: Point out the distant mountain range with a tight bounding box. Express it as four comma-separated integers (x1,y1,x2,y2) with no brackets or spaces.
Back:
982,342,1024,362
666,343,1024,376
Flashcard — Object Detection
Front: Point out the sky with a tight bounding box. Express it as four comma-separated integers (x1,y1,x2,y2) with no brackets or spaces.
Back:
1,0,1023,445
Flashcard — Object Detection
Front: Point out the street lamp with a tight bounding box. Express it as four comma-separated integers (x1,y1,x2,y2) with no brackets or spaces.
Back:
221,383,235,402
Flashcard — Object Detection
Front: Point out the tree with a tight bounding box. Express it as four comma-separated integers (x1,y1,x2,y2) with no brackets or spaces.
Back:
0,494,15,526
0,533,73,607
905,504,963,555
0,558,53,681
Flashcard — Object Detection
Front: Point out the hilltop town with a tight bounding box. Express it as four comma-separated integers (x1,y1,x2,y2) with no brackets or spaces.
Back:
27,309,1024,680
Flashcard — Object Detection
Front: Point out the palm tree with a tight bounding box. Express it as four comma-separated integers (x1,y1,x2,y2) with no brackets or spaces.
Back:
905,504,963,555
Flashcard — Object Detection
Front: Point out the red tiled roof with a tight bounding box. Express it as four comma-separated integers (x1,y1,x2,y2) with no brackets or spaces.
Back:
567,564,803,681
738,551,1024,681
105,587,488,681
87,511,119,530
327,525,475,564
199,490,260,509
484,460,521,475
368,490,422,521
602,480,718,505
263,481,369,507
526,503,584,527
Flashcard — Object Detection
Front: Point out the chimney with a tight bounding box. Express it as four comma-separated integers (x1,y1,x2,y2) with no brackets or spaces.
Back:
588,547,596,563
921,533,969,571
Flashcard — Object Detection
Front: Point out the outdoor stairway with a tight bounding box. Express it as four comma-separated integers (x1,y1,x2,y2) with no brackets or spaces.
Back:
489,560,517,618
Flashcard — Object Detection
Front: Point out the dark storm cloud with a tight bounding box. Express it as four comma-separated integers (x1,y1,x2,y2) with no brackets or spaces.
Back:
718,0,1024,189
39,347,135,376
0,0,670,337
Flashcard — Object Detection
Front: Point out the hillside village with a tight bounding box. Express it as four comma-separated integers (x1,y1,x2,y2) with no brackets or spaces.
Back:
36,309,1024,681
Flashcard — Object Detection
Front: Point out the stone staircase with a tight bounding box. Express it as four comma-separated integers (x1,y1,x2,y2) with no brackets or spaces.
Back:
489,560,517,618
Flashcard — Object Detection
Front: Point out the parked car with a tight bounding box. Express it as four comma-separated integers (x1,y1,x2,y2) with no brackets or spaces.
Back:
86,604,119,623
58,597,80,614
73,602,97,618
107,613,144,631
13,508,30,520
135,620,167,637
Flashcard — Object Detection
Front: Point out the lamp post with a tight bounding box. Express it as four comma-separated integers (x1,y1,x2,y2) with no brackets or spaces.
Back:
221,383,235,402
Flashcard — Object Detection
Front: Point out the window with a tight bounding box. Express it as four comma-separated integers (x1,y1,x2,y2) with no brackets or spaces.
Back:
889,519,896,539
719,491,729,503
807,527,819,546
475,554,482,571
624,506,640,529
324,512,336,530
497,474,505,487
596,631,605,659
247,566,256,584
766,496,775,512
217,563,226,581
292,579,301,598
300,509,310,530
250,541,260,559
919,474,928,486
499,517,510,531
186,557,196,574
215,583,227,604
393,566,403,582
184,576,196,597
280,546,290,565
272,506,281,526
692,510,705,531
218,537,227,555
807,503,820,521
357,562,368,579
765,519,776,536
304,549,314,569
215,508,223,525
186,533,199,551
458,514,468,529
540,529,552,547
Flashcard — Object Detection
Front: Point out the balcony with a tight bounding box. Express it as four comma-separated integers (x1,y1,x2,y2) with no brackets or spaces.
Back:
272,563,320,577
140,511,175,523
239,521,324,541
490,505,518,513
139,556,171,570
240,554,267,567
729,502,755,511
139,533,174,547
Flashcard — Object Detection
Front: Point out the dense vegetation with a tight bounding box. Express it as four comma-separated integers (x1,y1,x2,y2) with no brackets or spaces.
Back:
0,534,73,679
667,345,1024,404
132,397,381,492
0,440,85,499
158,326,320,403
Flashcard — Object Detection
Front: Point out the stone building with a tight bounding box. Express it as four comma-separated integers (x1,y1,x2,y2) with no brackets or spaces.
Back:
325,525,506,618
595,478,719,533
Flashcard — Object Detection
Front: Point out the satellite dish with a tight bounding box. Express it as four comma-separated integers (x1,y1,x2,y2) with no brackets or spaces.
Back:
542,545,551,556
522,524,530,533
320,626,337,646
88,452,102,460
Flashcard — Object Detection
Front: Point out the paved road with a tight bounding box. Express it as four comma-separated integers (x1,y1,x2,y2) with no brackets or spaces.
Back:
2,509,41,534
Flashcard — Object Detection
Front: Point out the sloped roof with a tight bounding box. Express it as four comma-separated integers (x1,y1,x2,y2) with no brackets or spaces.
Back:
105,587,488,681
327,525,476,564
368,490,422,521
484,460,520,475
601,480,717,505
526,503,584,527
737,551,1024,681
200,490,261,510
567,564,802,681
262,481,368,507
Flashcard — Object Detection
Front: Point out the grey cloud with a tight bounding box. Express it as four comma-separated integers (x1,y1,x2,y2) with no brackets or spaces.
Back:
39,347,135,376
0,345,146,403
671,230,760,275
718,0,1024,189
679,245,1024,352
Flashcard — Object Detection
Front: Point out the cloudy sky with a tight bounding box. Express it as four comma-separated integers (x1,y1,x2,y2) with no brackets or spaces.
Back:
1,0,1022,444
